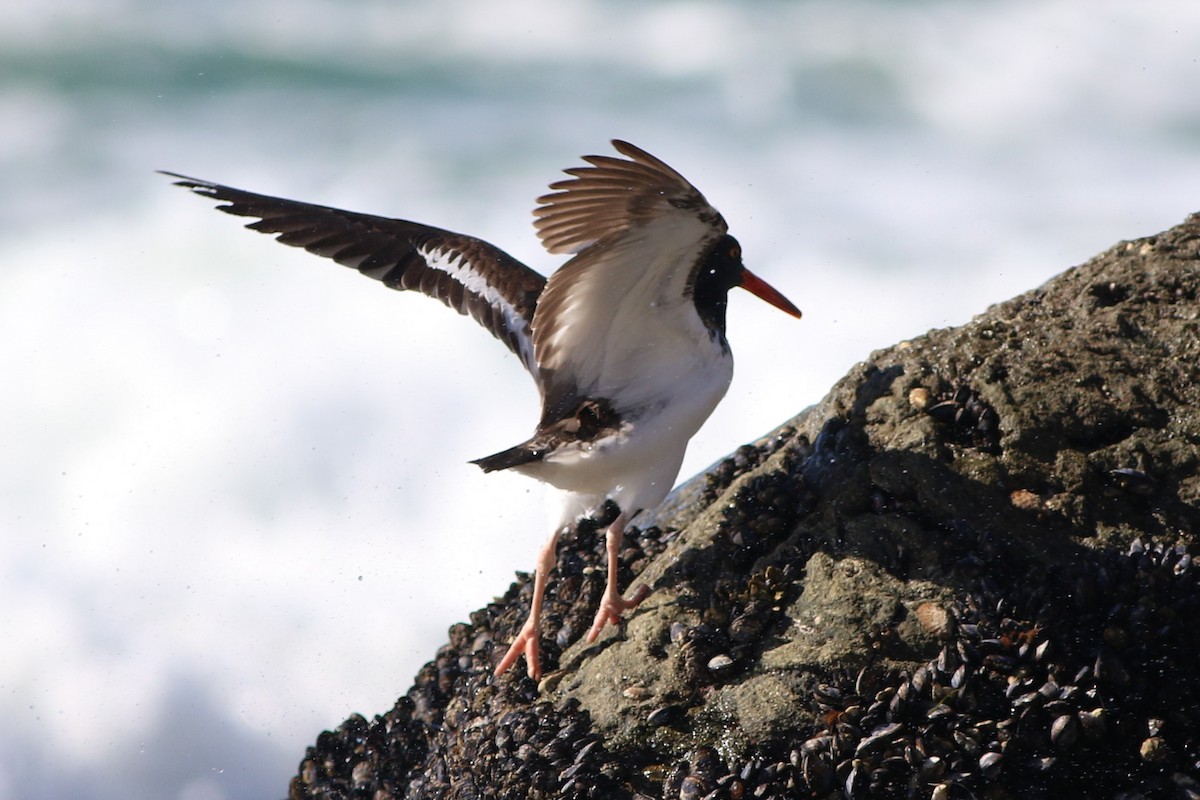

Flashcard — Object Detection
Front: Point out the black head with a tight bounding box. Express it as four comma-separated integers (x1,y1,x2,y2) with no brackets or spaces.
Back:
689,234,745,337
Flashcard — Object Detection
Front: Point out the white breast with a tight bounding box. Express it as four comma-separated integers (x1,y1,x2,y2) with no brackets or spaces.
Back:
517,331,733,516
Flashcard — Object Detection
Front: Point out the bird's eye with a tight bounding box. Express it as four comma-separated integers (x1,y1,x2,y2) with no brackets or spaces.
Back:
728,244,741,260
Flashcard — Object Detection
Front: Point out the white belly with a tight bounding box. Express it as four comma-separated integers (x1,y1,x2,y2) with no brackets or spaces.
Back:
516,343,734,515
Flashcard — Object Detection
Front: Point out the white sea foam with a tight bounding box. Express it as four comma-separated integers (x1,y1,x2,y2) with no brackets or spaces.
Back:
3,2,1200,798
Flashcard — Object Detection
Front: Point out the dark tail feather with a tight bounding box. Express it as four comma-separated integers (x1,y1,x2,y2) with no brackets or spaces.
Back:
470,442,543,473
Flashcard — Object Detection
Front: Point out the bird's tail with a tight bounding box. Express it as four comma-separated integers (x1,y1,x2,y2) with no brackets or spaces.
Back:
470,442,542,473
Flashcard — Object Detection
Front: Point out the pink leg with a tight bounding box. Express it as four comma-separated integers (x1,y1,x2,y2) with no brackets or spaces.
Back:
495,525,563,680
586,513,650,643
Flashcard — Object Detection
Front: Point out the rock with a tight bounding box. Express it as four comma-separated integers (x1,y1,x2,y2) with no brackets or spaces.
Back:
290,214,1200,799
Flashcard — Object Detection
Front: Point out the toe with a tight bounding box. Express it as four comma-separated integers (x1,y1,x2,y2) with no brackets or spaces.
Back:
495,622,543,679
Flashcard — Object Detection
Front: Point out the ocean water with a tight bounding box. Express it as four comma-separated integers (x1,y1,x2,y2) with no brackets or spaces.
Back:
2,2,1199,798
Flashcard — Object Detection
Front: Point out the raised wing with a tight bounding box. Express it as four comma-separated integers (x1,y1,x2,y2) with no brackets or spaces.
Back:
533,139,726,256
530,141,729,412
164,173,546,375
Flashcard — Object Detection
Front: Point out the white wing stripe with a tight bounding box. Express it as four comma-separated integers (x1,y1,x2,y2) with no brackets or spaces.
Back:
418,244,537,372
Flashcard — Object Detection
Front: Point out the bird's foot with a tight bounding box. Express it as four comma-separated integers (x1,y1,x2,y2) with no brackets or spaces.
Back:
586,584,651,643
495,616,543,680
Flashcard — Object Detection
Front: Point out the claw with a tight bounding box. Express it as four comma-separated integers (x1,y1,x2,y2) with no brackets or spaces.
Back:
586,583,651,642
495,616,543,679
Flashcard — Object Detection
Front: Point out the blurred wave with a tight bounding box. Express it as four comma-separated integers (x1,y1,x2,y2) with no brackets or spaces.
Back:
2,2,1199,798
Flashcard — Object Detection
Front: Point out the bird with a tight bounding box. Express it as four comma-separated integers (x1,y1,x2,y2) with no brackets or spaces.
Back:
164,140,801,681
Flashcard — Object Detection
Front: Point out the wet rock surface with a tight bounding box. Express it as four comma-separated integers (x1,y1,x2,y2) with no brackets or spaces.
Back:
290,214,1200,799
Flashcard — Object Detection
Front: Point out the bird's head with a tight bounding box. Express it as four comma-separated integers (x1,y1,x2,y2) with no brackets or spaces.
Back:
691,235,802,333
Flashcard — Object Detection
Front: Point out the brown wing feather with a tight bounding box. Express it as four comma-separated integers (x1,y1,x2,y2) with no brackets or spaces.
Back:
165,173,546,374
532,140,726,255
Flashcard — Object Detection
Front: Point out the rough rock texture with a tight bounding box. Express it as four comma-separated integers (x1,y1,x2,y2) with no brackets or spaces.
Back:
289,215,1200,800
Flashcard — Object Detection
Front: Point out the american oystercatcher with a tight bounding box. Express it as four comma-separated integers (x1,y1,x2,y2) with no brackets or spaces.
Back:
165,140,801,680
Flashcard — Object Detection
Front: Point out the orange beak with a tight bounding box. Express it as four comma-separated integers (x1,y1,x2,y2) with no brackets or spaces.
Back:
740,269,802,319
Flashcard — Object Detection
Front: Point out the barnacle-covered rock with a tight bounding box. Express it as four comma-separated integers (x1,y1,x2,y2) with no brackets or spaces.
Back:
292,214,1200,799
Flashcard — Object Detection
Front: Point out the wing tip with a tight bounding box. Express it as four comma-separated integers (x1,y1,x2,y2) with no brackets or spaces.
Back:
608,139,641,158
159,170,221,198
